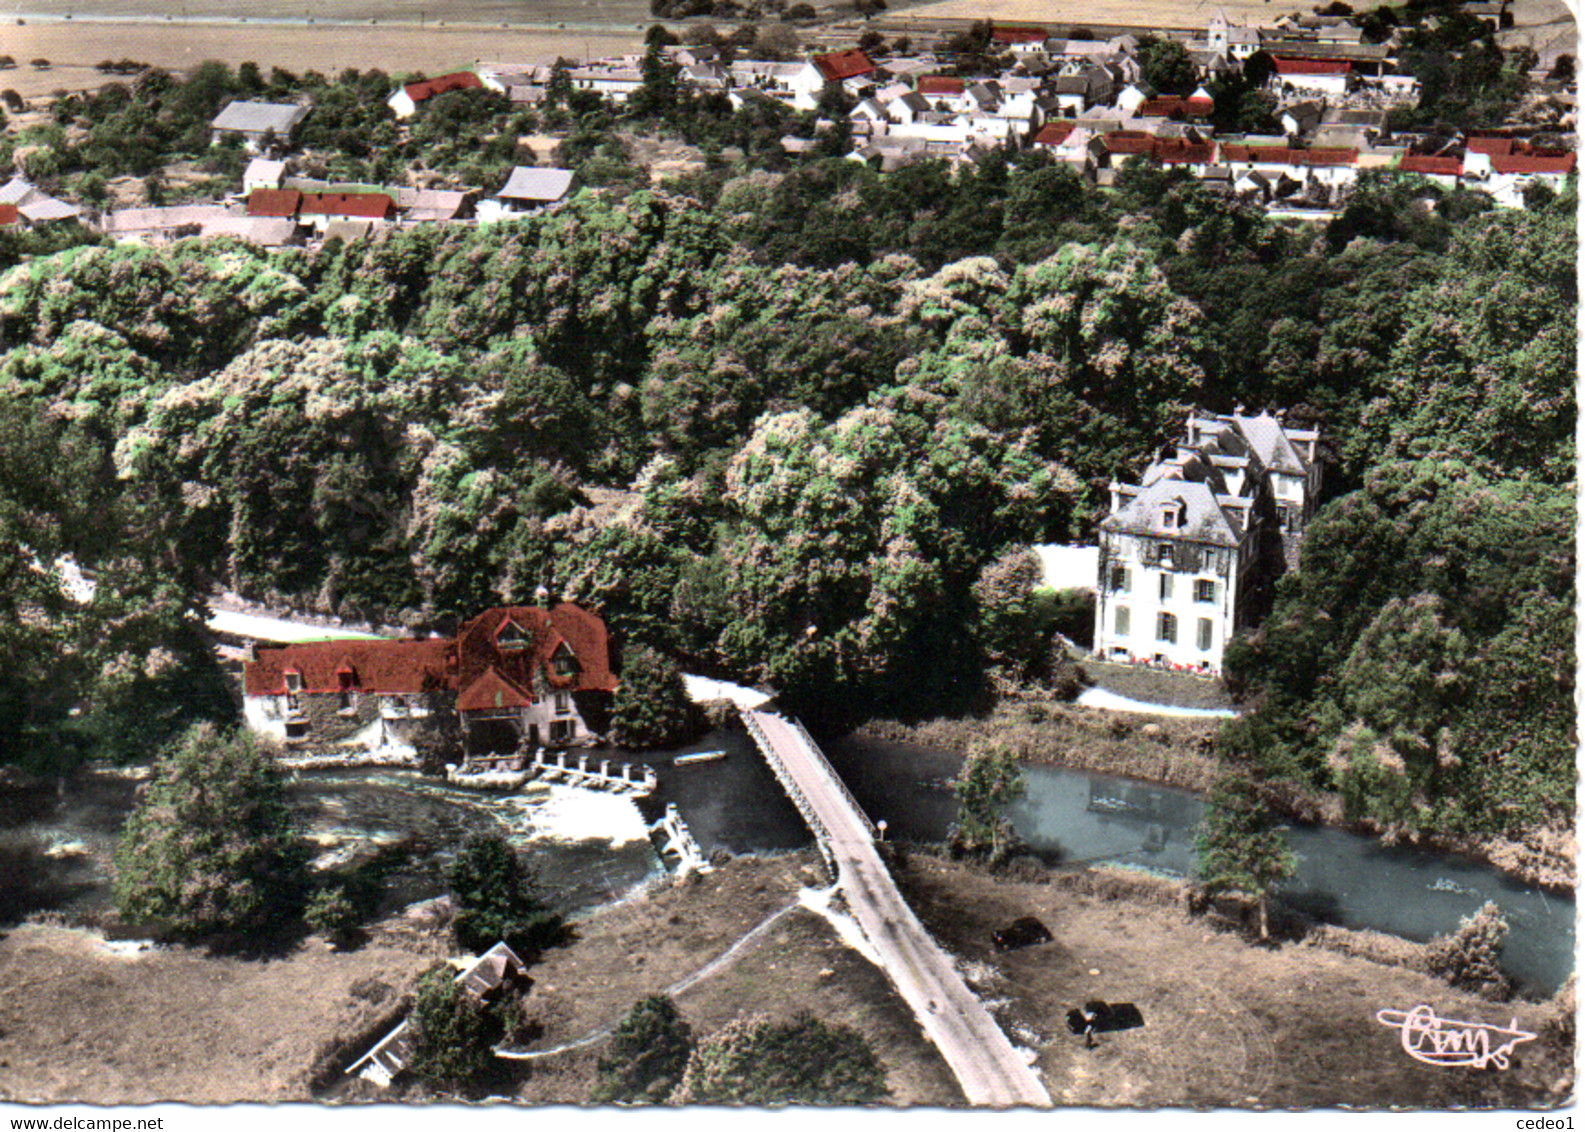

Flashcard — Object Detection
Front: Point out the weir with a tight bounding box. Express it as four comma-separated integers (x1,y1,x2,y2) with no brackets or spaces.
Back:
739,706,1052,1108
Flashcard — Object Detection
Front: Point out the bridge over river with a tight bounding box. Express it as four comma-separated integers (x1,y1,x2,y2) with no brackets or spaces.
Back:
206,603,1052,1104
741,708,1052,1108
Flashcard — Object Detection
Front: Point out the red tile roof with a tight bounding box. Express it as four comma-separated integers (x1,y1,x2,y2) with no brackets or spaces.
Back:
1304,147,1359,166
243,604,617,704
300,192,395,219
1154,138,1216,164
456,603,618,696
1032,121,1075,147
1138,96,1213,118
244,638,456,696
1399,154,1464,176
990,24,1047,43
0,203,18,226
1219,144,1356,167
1465,136,1514,157
456,667,536,713
246,188,302,217
1273,58,1352,75
1102,131,1155,155
813,49,875,83
918,76,965,95
403,70,483,103
1490,152,1575,174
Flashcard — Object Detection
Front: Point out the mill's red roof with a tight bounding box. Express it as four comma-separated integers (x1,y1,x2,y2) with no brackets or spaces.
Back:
456,603,619,696
813,49,875,83
1399,154,1464,176
456,667,536,712
300,192,395,219
246,188,302,217
0,203,18,226
1032,121,1075,146
918,76,965,95
244,638,456,696
403,71,483,103
1273,58,1352,75
243,604,617,703
1304,147,1359,166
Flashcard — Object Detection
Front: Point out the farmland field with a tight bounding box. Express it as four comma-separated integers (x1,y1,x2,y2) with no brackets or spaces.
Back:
891,0,1573,33
0,18,645,99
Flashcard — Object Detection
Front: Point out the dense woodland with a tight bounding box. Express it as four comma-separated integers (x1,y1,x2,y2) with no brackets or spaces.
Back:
0,42,1574,851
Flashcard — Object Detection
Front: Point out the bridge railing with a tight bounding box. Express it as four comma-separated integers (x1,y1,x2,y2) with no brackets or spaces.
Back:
740,708,838,872
785,715,877,839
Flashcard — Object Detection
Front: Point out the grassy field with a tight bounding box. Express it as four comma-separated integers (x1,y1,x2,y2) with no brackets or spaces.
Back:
898,854,1574,1109
0,849,1571,1106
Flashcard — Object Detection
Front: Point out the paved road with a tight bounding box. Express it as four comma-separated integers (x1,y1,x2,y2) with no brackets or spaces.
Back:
745,709,1052,1108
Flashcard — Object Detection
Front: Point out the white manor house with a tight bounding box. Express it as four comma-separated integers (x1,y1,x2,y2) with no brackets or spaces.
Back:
1093,409,1321,674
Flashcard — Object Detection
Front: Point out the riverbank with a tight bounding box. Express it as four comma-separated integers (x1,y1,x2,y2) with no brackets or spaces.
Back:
857,696,1225,794
0,847,1571,1106
856,699,1576,894
891,852,1574,1108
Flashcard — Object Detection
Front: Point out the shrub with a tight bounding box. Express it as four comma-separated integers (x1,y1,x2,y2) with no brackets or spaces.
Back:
674,1012,887,1104
609,646,702,748
1426,901,1511,1000
113,724,307,939
593,995,695,1103
406,966,510,1094
448,831,566,957
305,884,362,946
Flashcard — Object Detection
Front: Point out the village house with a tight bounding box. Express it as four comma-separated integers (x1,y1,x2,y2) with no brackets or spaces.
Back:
209,100,310,151
0,177,80,226
242,603,618,758
387,71,483,118
1093,410,1321,674
477,166,577,221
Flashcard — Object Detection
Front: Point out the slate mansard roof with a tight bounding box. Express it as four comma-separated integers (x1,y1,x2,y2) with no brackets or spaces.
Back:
1101,411,1317,548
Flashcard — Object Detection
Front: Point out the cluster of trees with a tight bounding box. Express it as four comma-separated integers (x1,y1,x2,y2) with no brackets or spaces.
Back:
0,169,1570,761
0,67,1571,836
593,995,888,1104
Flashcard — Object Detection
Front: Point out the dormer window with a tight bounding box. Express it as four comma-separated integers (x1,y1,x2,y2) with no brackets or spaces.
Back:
496,618,529,649
284,670,302,693
551,642,579,677
1161,500,1185,531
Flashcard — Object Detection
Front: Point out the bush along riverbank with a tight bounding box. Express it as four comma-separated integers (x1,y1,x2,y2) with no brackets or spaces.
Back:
856,694,1575,895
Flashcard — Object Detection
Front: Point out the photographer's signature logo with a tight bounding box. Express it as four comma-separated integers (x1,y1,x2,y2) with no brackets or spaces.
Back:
1376,1005,1537,1069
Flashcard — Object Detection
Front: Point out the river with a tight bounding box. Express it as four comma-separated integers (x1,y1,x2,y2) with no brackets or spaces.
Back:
2,729,1573,995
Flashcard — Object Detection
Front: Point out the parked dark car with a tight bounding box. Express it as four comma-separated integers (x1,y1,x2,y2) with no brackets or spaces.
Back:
991,915,1053,951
